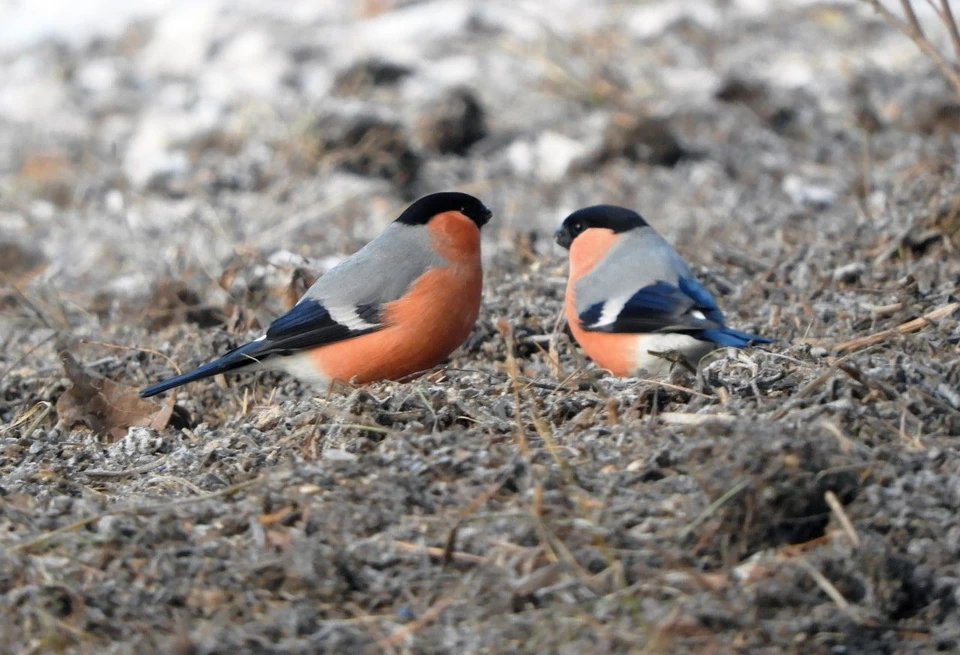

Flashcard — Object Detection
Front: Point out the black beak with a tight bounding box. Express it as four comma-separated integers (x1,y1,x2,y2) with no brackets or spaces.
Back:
478,206,493,228
555,226,572,250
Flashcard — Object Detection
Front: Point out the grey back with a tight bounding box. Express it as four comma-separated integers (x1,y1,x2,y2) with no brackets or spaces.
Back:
303,223,448,310
573,226,693,314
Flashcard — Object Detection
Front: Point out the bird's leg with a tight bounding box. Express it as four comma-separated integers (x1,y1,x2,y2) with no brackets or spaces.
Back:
647,349,698,375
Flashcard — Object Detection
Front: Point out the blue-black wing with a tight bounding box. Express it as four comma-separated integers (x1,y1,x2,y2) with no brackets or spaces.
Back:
579,277,773,347
260,300,381,354
139,299,382,397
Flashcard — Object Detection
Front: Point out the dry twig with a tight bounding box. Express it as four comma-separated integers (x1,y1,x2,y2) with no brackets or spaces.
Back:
825,490,862,548
796,557,857,617
392,540,488,564
863,0,960,97
379,587,462,648
835,302,958,352
657,412,735,426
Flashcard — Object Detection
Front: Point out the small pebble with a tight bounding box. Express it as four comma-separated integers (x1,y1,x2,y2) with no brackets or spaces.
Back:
783,175,836,210
832,262,865,284
323,448,357,462
937,383,960,410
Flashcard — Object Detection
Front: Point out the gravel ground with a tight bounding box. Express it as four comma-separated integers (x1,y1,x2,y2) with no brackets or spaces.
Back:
2,1,960,652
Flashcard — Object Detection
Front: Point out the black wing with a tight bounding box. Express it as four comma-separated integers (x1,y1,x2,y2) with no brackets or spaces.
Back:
579,277,724,334
259,299,382,354
578,277,775,348
139,299,383,397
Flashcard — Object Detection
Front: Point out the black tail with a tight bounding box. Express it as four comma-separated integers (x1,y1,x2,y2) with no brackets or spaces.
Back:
139,340,268,398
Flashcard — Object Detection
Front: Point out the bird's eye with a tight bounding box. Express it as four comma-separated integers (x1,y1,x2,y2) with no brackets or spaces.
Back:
572,221,584,233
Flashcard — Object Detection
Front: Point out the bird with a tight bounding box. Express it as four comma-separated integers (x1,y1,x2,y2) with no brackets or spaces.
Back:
140,192,492,398
554,204,774,377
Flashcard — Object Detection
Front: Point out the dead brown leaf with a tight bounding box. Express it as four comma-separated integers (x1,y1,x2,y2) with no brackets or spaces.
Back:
281,267,316,310
55,348,174,441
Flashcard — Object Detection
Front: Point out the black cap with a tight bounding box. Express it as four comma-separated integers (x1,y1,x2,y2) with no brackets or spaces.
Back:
555,205,647,249
396,192,492,228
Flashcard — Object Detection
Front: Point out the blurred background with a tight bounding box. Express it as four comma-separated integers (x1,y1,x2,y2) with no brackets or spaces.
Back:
2,0,958,305
4,3,960,652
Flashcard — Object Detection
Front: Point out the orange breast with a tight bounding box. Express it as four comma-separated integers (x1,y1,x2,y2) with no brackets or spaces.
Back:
309,213,483,384
426,210,482,261
564,288,637,377
564,227,636,376
568,227,618,280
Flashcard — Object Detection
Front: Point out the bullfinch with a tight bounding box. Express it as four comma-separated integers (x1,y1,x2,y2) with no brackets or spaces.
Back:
554,205,774,377
140,192,492,398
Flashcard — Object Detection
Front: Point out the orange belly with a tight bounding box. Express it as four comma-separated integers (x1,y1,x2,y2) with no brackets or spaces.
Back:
565,287,718,377
309,263,482,384
564,288,638,377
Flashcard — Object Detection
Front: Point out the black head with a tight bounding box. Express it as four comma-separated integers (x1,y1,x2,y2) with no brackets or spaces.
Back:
395,192,492,228
554,205,648,249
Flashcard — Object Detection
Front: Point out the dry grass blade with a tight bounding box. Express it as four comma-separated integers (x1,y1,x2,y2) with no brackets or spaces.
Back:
657,412,735,426
414,385,439,432
330,422,395,434
498,317,530,455
512,561,568,596
834,302,958,352
379,587,462,648
820,420,870,455
680,478,750,538
79,338,183,376
863,0,960,97
0,270,56,330
0,332,55,385
860,301,905,316
531,513,607,595
3,401,54,437
900,0,926,35
939,0,960,63
457,477,511,522
796,557,858,617
144,475,205,494
392,540,488,564
525,387,573,482
825,490,862,548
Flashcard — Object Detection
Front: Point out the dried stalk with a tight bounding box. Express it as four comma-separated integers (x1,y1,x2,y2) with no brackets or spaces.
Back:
863,0,960,98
